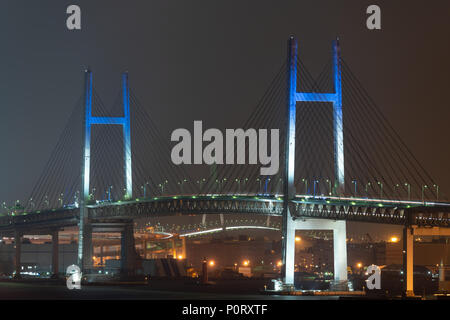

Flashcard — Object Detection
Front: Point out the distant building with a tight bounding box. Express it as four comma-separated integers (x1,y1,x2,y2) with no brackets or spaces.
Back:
0,242,77,275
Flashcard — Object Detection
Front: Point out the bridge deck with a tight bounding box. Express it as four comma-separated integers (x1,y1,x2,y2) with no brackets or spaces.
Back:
0,194,449,235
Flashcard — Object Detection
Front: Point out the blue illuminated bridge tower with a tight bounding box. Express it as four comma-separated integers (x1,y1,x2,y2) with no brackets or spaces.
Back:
78,70,133,272
281,37,347,288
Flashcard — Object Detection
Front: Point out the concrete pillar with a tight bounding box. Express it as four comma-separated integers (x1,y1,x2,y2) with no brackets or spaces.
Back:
143,238,148,259
181,237,186,260
14,230,22,279
220,214,225,230
333,220,348,282
120,223,136,276
82,223,93,273
403,227,414,296
51,230,59,278
201,258,208,284
202,214,206,226
283,213,296,285
171,238,177,258
439,259,445,282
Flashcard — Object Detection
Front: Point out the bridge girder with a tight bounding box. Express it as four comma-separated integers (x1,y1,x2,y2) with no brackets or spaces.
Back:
0,198,449,236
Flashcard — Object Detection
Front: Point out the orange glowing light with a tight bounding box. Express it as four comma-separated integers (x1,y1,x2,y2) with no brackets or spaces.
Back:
390,236,399,243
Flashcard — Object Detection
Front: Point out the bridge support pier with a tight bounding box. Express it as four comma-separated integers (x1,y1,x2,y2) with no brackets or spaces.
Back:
14,231,22,279
120,222,136,277
51,229,59,278
402,227,414,297
402,226,450,297
283,218,348,289
81,224,93,273
181,236,186,259
170,238,177,258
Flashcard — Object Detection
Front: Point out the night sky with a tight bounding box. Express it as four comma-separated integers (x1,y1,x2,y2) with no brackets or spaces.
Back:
0,1,449,239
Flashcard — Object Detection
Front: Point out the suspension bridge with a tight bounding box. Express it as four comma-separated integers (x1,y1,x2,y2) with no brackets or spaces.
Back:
1,37,449,296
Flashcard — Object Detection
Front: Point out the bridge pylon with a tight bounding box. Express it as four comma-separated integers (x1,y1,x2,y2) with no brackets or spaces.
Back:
77,70,133,272
281,37,348,290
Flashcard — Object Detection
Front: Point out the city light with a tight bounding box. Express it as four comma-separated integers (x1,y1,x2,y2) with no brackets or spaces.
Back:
356,262,362,268
243,260,249,267
177,255,183,259
295,236,301,242
390,236,399,243
277,260,282,267
209,260,215,266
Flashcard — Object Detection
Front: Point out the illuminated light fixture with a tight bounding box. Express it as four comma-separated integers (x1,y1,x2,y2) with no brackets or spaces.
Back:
209,260,215,266
295,236,301,242
390,236,399,243
356,262,362,268
243,260,250,267
178,255,183,259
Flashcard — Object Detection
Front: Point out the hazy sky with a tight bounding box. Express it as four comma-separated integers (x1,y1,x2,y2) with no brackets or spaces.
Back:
0,0,449,239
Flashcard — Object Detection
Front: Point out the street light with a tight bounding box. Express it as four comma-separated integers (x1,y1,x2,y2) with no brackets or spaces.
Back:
235,179,241,193
365,182,371,198
433,184,439,201
256,178,262,194
393,184,400,199
377,181,383,199
313,179,319,197
404,183,411,200
29,198,35,210
352,180,357,197
59,193,64,207
244,178,249,192
106,185,113,201
422,185,428,202
302,178,308,195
